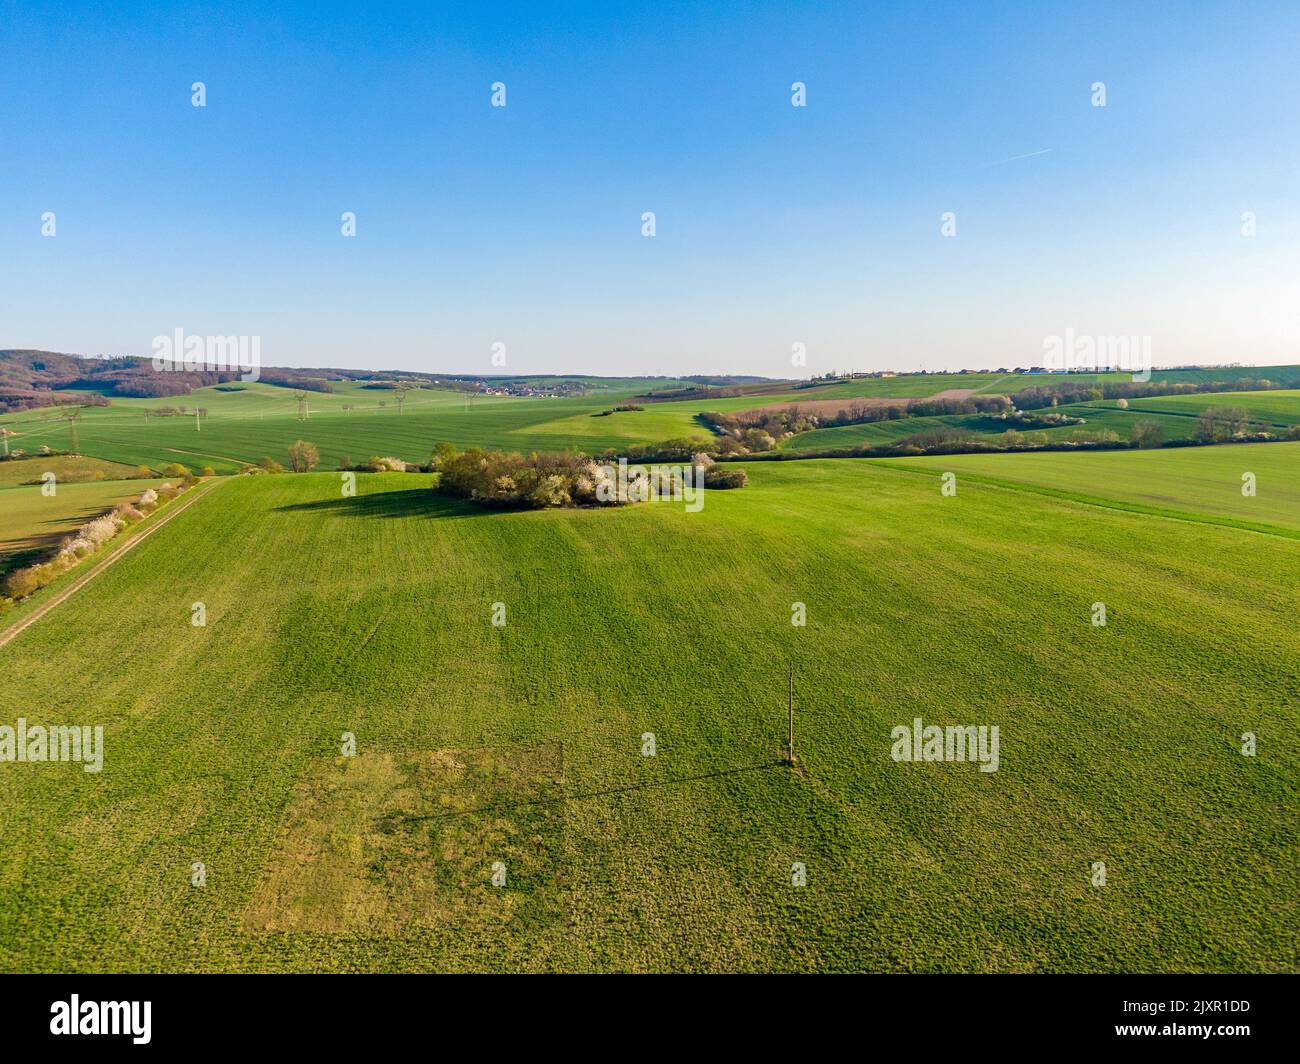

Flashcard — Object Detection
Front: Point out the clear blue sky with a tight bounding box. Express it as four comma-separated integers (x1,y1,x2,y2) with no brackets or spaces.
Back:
2,0,1296,377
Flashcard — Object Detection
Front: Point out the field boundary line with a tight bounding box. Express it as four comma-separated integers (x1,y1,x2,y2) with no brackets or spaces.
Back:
869,460,1300,541
0,476,226,649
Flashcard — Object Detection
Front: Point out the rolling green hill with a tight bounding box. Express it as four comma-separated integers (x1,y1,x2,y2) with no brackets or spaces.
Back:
1101,389,1300,429
0,477,165,573
882,442,1300,534
6,368,1300,474
1,450,1294,972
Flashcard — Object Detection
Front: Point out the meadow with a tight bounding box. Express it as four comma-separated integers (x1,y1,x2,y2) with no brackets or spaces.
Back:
5,370,1299,478
1103,389,1300,430
883,442,1300,535
1,448,1295,972
0,455,147,487
0,383,721,474
0,477,164,572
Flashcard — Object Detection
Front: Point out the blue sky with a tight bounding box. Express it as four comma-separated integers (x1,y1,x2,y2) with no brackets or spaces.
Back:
2,0,1296,377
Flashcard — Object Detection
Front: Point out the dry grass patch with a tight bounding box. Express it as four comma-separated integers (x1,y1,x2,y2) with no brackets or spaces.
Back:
245,745,565,934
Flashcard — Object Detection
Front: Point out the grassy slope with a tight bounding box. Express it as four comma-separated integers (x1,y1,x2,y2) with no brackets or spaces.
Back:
1104,389,1300,428
881,442,1300,534
778,388,1300,453
0,478,165,566
9,371,1297,472
0,383,726,472
1,454,1295,972
0,455,147,486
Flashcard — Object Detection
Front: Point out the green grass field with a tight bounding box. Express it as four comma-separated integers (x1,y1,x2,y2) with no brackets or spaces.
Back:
0,385,716,473
6,370,1299,476
1,449,1295,972
882,442,1300,535
0,477,165,572
0,454,148,487
1101,389,1300,430
779,414,1006,451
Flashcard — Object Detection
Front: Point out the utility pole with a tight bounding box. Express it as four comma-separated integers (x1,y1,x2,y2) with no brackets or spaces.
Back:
195,407,201,433
63,408,81,455
786,664,795,765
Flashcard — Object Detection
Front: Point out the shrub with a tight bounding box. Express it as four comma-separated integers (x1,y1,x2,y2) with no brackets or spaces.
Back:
257,456,284,474
1129,421,1165,449
200,466,215,478
366,456,406,472
436,449,621,509
704,467,748,489
430,442,457,471
287,440,320,473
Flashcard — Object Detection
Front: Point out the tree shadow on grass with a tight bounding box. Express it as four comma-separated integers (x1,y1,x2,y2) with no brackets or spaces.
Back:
273,487,501,522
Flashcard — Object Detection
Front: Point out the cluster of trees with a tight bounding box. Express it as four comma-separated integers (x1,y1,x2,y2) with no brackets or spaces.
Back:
1193,406,1252,442
1,476,196,606
698,395,1017,454
998,408,1086,429
429,444,745,509
0,392,108,414
143,405,210,419
435,447,623,509
596,437,716,463
287,440,320,473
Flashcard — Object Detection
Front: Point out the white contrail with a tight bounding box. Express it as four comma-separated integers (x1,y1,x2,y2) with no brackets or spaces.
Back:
983,148,1052,167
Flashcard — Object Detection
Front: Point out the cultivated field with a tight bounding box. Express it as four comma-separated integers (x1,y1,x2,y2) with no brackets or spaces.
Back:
1,449,1295,972
0,477,165,571
1104,389,1300,430
5,370,1299,475
883,442,1300,534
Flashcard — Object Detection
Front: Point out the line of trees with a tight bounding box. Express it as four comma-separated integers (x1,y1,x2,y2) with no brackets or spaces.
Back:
435,447,623,508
